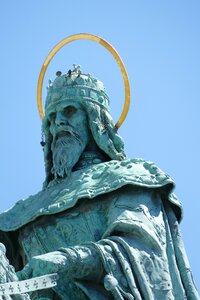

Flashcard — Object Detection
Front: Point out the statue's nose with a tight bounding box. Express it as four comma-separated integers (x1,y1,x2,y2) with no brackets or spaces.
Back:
55,112,67,126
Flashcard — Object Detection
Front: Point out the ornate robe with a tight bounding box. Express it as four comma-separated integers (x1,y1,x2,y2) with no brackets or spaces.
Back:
0,158,199,299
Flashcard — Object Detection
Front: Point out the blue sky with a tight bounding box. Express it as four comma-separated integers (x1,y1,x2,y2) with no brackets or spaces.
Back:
0,0,199,292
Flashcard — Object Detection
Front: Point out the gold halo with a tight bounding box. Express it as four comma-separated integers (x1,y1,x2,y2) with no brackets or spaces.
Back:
37,33,130,129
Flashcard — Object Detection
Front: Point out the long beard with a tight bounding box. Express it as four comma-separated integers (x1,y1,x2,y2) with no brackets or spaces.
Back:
51,133,85,179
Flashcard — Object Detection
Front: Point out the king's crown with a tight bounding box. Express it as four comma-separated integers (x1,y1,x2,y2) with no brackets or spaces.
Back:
45,65,110,114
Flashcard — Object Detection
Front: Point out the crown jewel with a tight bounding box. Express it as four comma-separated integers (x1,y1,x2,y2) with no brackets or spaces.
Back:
45,64,110,115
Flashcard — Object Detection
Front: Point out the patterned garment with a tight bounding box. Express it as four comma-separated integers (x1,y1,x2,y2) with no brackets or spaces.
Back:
0,159,199,299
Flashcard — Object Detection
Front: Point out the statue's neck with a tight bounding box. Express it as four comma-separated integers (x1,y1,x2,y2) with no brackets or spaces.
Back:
73,150,108,171
73,137,108,171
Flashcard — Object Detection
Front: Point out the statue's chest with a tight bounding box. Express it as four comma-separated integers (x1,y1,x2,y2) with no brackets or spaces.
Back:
19,197,108,260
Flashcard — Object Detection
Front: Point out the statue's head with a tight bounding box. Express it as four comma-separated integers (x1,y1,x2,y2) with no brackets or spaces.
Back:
42,65,126,186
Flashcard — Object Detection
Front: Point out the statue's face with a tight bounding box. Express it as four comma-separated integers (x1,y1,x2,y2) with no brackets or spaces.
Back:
48,102,89,140
47,102,90,179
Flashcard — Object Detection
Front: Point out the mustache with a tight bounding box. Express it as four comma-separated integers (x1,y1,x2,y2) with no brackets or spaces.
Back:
53,126,81,142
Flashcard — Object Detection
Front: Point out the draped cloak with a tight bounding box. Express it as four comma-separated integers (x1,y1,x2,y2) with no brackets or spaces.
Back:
0,158,199,299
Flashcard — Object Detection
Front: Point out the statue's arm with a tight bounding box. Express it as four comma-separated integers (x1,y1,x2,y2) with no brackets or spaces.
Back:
17,187,147,281
17,187,164,282
17,244,103,281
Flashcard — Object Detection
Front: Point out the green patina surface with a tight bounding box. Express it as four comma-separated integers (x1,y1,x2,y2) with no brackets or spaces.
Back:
0,158,180,231
0,65,199,300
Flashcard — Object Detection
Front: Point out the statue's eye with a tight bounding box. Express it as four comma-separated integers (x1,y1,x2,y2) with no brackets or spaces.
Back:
48,112,56,122
64,106,77,117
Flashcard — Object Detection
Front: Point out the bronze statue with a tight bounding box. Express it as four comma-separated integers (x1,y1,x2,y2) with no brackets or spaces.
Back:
0,35,199,300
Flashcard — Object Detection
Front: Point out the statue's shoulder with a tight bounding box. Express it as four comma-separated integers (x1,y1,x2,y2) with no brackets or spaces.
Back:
0,158,178,231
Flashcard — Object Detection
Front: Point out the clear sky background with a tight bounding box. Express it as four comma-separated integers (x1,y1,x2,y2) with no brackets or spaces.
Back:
0,0,199,293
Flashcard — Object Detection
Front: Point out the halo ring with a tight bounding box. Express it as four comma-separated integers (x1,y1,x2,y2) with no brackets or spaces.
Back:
37,33,130,128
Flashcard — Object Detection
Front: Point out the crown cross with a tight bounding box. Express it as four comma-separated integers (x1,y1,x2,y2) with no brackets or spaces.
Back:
72,64,81,73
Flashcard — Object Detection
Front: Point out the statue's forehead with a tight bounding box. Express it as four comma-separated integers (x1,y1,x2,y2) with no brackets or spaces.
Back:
46,100,83,115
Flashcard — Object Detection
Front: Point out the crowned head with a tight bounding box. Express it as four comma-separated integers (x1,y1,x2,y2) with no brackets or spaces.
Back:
42,65,125,187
